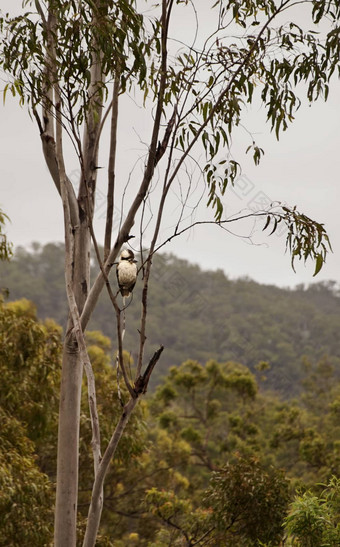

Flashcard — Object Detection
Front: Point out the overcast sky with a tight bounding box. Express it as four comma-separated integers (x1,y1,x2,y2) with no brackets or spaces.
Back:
1,1,339,289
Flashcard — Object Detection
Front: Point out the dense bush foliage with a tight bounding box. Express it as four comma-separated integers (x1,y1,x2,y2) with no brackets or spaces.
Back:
1,288,340,544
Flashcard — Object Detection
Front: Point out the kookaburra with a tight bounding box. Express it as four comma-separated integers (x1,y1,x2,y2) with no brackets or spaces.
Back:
116,249,137,297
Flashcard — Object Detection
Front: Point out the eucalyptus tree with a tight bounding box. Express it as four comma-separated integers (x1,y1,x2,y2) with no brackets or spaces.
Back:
0,0,339,545
0,208,12,262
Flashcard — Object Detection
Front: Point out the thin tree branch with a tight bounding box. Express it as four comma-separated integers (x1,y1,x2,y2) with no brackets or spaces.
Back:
79,2,106,215
133,0,174,377
149,210,287,258
82,396,138,547
36,2,78,226
104,67,121,259
191,527,215,546
162,516,191,545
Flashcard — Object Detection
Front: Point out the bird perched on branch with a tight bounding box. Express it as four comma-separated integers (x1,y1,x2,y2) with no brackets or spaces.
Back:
116,249,137,298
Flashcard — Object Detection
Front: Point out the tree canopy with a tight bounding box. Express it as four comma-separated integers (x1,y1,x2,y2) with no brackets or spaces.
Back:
0,208,12,263
0,1,336,271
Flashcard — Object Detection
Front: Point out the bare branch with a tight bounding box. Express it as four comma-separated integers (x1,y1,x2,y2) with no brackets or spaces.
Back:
104,68,121,259
79,4,106,218
35,3,78,226
154,105,177,167
148,210,285,257
82,396,138,547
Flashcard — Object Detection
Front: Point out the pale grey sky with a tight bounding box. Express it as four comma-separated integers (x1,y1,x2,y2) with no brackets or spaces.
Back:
1,0,339,288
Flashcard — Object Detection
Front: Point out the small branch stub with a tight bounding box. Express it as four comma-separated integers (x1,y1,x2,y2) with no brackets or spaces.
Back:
134,345,164,395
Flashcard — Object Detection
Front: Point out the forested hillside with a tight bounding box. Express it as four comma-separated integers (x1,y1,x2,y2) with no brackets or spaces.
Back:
1,297,340,545
1,242,339,395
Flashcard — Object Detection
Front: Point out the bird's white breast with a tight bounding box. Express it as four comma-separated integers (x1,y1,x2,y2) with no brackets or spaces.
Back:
118,260,137,284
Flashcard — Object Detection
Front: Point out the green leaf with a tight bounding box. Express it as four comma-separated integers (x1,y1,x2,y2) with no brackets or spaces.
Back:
262,215,271,232
2,83,9,104
269,218,278,235
313,253,324,276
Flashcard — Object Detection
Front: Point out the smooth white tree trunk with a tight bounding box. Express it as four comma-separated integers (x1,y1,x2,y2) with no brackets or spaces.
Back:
54,340,83,547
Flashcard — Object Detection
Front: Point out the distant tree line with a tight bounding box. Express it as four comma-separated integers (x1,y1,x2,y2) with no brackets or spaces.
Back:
1,242,339,396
